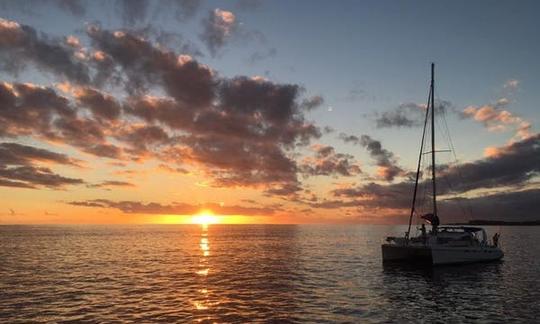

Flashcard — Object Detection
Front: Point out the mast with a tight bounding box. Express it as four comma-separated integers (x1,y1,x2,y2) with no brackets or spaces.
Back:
430,63,438,218
406,68,432,240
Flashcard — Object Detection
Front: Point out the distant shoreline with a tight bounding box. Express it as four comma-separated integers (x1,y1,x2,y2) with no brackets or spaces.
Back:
448,220,540,226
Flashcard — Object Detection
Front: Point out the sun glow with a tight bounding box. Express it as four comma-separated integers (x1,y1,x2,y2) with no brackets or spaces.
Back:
154,213,265,224
191,210,220,225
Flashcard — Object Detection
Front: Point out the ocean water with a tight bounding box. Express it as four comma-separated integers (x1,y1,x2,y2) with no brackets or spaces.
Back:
0,225,539,323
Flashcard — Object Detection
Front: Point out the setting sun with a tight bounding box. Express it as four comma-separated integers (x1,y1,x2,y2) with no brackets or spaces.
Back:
191,210,220,225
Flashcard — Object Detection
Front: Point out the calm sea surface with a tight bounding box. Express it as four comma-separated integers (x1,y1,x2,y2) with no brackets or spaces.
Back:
1,225,539,323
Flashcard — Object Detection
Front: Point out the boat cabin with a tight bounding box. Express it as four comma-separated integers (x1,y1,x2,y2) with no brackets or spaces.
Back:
422,226,486,247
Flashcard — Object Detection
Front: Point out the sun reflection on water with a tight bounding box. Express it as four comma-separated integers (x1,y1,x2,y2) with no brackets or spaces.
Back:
194,224,211,312
193,301,208,310
200,237,210,257
196,268,209,276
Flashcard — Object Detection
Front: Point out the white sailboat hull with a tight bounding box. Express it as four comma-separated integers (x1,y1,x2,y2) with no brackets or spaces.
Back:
382,243,504,265
382,244,432,263
430,246,504,265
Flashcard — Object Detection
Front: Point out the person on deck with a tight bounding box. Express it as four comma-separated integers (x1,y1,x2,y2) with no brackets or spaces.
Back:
420,224,427,244
493,233,500,247
432,214,440,234
421,213,440,234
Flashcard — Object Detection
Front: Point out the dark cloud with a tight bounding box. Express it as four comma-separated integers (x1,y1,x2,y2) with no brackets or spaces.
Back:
338,133,360,145
3,20,320,175
181,135,300,187
359,135,404,181
124,74,321,188
52,116,123,159
0,178,36,188
68,199,275,216
331,186,370,199
115,125,170,157
158,164,189,174
0,142,84,189
0,165,83,189
219,76,303,127
124,96,193,129
331,181,413,210
134,26,203,56
300,95,324,111
0,82,123,159
199,8,238,56
87,26,215,102
373,100,452,128
309,198,365,210
264,182,302,197
322,126,334,134
442,189,540,222
0,142,81,167
374,102,425,128
327,185,540,223
0,18,90,83
327,134,540,220
436,133,540,193
333,134,540,201
74,86,122,120
300,145,361,177
339,133,404,181
87,180,135,189
1,21,328,193
0,82,74,138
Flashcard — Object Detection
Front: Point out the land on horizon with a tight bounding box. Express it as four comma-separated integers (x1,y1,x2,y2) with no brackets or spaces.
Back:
448,220,540,226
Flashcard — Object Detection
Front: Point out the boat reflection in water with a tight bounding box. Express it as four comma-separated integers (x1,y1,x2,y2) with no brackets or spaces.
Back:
380,260,506,322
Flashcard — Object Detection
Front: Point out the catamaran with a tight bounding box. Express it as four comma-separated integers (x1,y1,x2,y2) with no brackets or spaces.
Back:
381,64,504,265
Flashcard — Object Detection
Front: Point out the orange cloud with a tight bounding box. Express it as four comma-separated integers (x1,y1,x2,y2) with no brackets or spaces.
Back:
462,103,532,140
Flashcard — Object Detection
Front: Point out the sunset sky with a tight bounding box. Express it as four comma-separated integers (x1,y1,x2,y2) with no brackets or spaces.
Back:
0,0,538,224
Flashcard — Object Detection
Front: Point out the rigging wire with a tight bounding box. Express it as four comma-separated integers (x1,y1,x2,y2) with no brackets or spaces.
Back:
406,80,432,238
418,118,430,217
414,103,432,227
434,90,475,220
